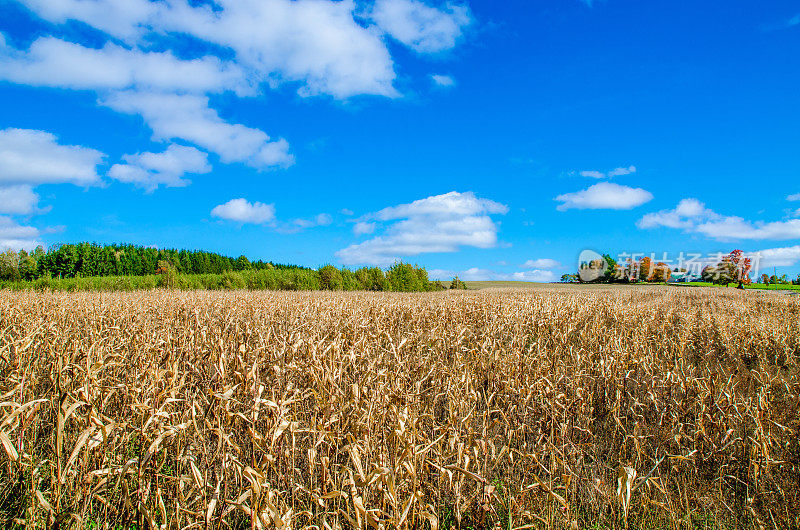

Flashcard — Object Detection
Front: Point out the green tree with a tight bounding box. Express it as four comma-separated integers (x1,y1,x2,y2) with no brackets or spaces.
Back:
355,267,387,291
0,249,20,281
18,250,37,280
450,276,468,289
234,255,251,271
387,262,426,292
602,254,618,282
318,265,344,290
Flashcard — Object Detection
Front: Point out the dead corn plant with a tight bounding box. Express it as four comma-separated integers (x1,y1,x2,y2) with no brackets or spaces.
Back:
0,287,798,529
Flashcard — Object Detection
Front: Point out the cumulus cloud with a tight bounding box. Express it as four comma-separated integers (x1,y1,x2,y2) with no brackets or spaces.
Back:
369,0,472,54
14,0,402,98
695,218,800,240
431,74,455,87
336,191,508,266
0,37,247,94
577,165,636,179
522,258,561,269
0,128,104,186
102,92,294,170
555,182,653,211
0,185,42,215
0,215,41,251
429,267,556,283
637,198,716,229
210,199,332,232
5,0,473,188
8,0,474,98
211,198,276,224
754,245,800,268
108,144,211,192
638,198,800,241
787,193,800,201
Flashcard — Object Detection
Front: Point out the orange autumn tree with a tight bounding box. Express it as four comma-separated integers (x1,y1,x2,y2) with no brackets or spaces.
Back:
650,262,672,282
723,249,752,285
638,256,652,281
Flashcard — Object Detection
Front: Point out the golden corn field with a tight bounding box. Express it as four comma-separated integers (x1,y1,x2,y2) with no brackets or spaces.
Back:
1,287,799,529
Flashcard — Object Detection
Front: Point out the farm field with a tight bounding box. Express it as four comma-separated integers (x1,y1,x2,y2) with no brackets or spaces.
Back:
1,287,799,529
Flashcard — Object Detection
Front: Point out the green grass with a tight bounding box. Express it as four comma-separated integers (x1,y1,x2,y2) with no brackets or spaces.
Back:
672,281,800,291
465,280,800,291
465,281,541,290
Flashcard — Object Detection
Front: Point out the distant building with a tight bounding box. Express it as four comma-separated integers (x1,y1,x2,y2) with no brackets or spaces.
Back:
669,270,701,282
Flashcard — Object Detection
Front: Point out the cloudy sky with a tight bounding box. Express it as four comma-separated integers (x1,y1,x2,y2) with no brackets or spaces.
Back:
1,0,799,281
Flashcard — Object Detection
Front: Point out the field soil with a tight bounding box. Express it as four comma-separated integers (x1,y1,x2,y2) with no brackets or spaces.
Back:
1,287,798,528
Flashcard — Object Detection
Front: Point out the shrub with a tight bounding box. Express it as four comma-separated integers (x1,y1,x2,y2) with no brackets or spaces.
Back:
318,265,344,290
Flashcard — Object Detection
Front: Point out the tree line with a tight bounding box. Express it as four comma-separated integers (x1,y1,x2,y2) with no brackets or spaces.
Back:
0,243,306,281
0,243,471,292
560,249,785,286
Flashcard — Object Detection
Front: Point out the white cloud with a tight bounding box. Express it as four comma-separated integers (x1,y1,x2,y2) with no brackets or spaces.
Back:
787,193,800,201
340,208,354,216
7,0,473,186
429,267,556,283
102,92,293,170
370,0,472,54
108,144,211,191
336,191,508,265
522,258,561,269
639,198,800,241
696,218,800,241
315,213,333,226
211,198,276,224
637,198,715,229
577,165,636,179
0,185,41,215
0,37,247,94
431,74,455,87
555,182,653,211
353,221,376,235
0,216,41,251
607,165,636,177
275,213,333,233
15,0,402,99
0,128,104,186
754,245,800,268
15,0,161,42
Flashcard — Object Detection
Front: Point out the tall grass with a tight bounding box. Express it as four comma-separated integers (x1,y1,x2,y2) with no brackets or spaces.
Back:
0,287,798,528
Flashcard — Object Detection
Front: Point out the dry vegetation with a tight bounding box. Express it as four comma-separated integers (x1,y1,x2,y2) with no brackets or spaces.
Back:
0,287,799,529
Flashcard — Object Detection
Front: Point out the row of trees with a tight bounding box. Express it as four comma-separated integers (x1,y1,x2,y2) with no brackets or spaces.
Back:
0,243,305,281
759,273,800,286
564,250,755,285
0,243,471,293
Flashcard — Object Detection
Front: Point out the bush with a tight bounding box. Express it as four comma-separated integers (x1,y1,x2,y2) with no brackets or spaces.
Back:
319,265,344,290
0,263,439,293
450,276,468,290
387,262,429,292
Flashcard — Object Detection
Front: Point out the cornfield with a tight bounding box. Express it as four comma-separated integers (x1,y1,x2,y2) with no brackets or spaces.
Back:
0,287,798,529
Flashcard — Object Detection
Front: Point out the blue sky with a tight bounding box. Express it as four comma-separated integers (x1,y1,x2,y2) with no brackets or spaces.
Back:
1,0,799,281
